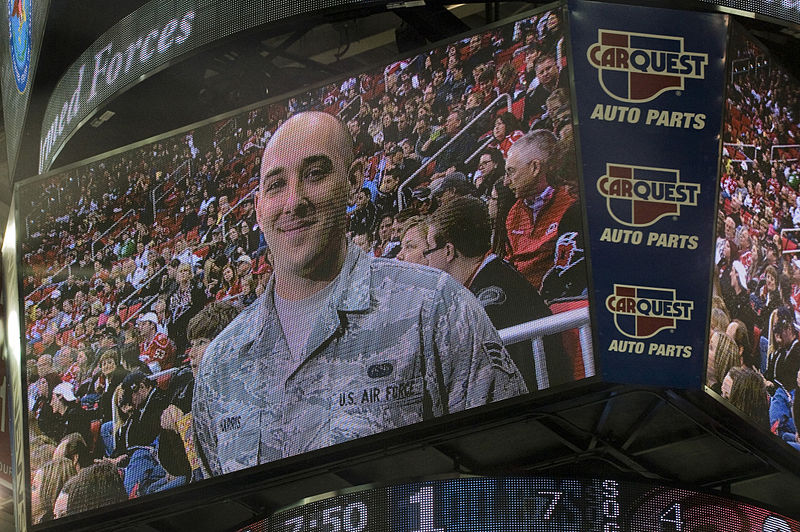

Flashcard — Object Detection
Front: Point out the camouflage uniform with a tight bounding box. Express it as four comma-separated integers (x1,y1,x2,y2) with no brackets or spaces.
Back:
192,244,527,476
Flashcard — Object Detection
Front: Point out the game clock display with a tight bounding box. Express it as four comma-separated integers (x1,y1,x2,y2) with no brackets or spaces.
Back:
264,477,799,532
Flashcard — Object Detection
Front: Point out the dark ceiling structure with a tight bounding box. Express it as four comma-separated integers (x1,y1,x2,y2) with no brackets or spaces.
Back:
6,1,800,530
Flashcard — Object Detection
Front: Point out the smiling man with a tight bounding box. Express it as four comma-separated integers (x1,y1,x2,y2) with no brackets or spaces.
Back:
192,111,527,476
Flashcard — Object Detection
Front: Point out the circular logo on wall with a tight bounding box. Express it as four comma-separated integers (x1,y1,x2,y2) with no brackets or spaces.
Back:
8,0,31,93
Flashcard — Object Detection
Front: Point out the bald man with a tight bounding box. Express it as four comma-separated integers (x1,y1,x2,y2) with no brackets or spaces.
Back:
193,111,527,476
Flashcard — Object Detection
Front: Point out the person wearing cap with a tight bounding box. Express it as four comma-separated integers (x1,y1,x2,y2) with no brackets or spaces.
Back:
136,312,176,373
37,382,92,445
765,306,800,393
193,111,527,476
117,371,170,495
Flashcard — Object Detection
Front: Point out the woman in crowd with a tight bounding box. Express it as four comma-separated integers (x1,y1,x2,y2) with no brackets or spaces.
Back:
487,112,524,159
32,458,75,523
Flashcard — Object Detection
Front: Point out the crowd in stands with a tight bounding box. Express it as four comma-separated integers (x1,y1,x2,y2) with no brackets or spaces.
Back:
710,33,800,451
20,9,586,521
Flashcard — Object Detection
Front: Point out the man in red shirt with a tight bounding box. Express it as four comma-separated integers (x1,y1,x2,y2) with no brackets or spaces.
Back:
136,312,176,372
503,129,585,300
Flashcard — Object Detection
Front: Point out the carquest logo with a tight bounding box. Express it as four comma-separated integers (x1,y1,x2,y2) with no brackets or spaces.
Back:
587,29,708,103
606,284,693,339
597,163,700,227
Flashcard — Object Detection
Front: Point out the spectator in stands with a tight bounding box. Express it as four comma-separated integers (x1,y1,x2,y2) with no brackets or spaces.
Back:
136,312,176,373
426,196,570,389
728,366,770,430
349,187,377,236
474,148,505,198
168,263,207,359
503,130,585,296
373,214,395,258
396,216,430,265
765,307,800,392
524,54,566,127
96,351,129,424
32,458,75,523
63,461,127,517
215,264,242,301
159,301,240,482
53,433,92,472
38,383,92,446
119,371,169,494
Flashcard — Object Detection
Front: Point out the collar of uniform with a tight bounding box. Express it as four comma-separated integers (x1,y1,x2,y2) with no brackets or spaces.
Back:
333,242,372,313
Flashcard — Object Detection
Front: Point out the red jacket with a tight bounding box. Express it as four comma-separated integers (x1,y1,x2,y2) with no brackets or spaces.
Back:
139,332,176,371
505,186,577,291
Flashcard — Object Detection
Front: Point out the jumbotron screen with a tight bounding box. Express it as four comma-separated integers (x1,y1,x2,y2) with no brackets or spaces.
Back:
16,5,592,524
700,0,800,26
240,476,800,531
707,22,800,454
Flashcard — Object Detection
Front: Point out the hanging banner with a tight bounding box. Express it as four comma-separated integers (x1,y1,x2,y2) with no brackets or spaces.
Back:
569,0,728,387
1,0,49,180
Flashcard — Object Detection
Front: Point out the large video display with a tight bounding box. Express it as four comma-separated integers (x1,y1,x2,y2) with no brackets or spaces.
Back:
707,23,800,452
16,6,593,524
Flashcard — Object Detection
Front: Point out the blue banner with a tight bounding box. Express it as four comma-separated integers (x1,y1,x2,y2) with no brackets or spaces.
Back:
569,0,728,387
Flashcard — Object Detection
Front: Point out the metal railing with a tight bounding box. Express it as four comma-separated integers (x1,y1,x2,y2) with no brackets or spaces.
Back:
771,144,800,163
398,93,513,210
151,159,192,216
121,294,160,327
90,208,135,258
723,143,758,163
337,94,361,122
781,228,800,255
202,187,258,243
497,305,593,391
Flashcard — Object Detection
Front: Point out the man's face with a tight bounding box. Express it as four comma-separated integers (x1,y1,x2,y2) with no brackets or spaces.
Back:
505,145,544,199
256,113,356,279
397,225,429,265
425,227,449,272
356,190,370,208
724,217,736,241
189,338,211,375
478,154,495,176
131,383,150,409
536,58,558,88
445,112,461,136
101,358,116,376
378,217,393,242
137,320,156,339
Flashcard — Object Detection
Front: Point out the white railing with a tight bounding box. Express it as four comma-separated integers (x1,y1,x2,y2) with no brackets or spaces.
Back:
781,228,800,255
497,305,593,391
398,93,512,210
201,187,258,244
91,208,135,257
151,159,192,215
337,94,361,121
723,143,758,163
771,144,800,163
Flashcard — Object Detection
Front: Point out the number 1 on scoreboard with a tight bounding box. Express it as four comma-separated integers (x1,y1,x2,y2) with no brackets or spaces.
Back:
410,485,444,532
